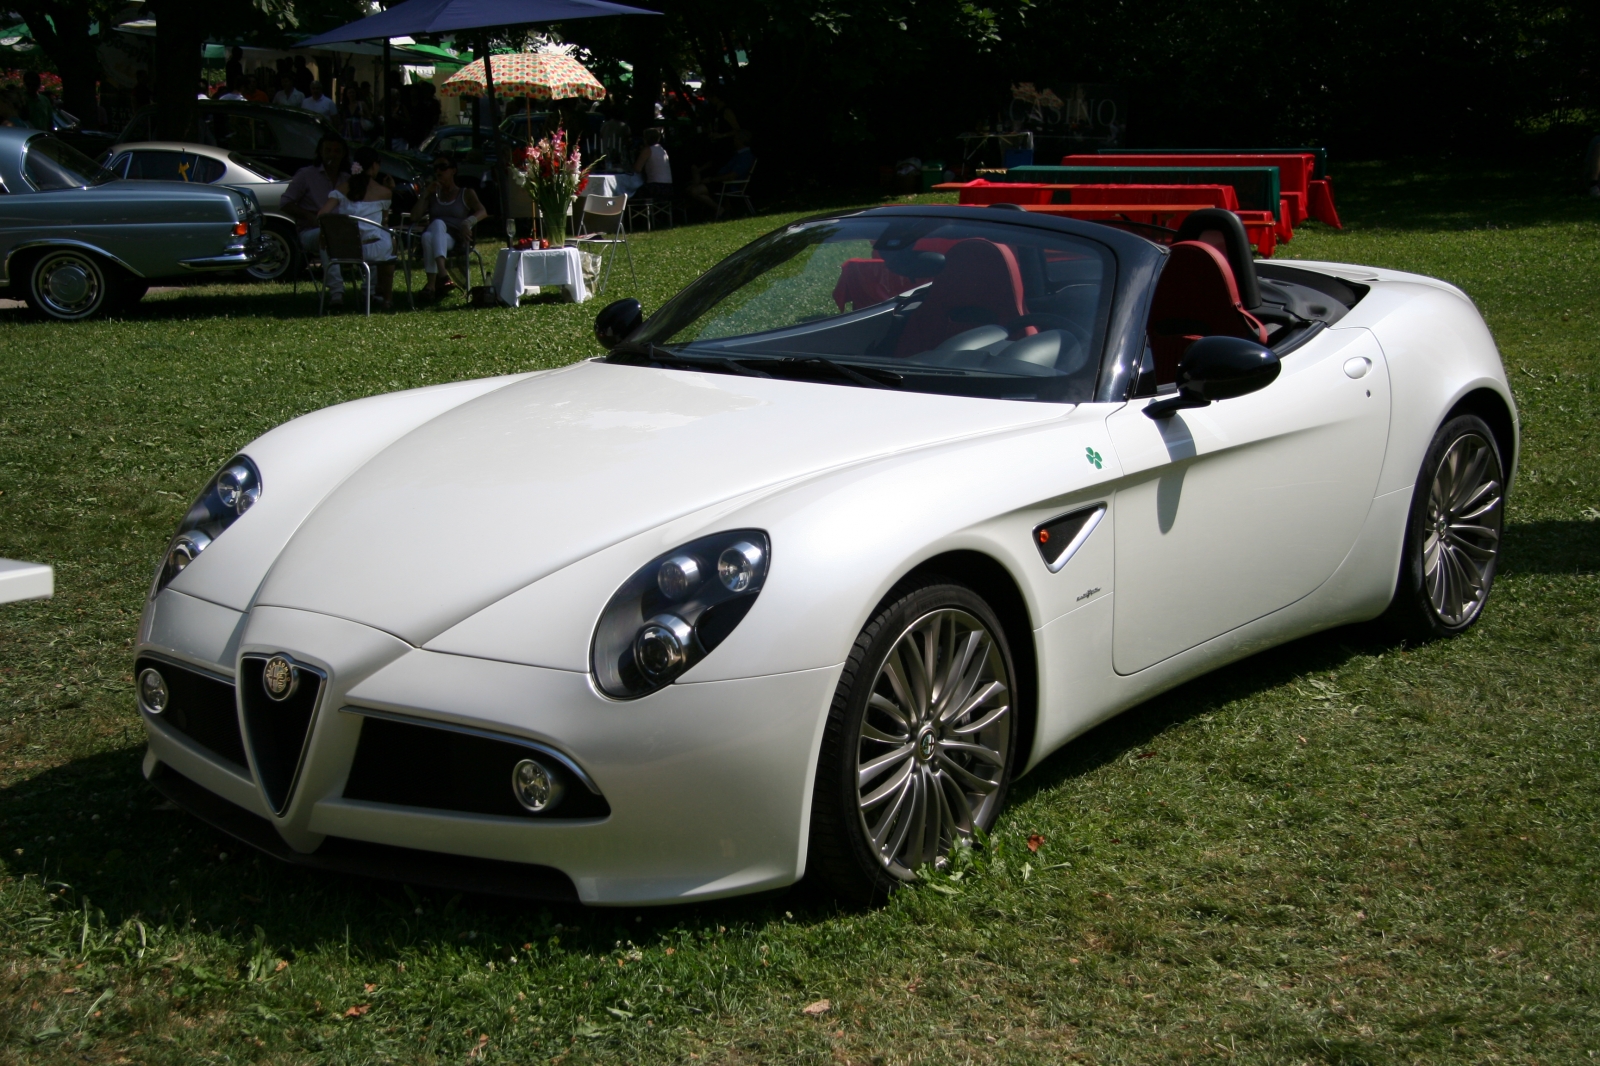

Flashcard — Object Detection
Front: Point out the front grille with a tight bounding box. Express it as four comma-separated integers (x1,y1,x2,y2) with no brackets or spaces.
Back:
136,656,247,768
343,711,609,820
238,654,324,815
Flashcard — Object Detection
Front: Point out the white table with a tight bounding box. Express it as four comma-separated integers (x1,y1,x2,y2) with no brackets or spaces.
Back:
491,246,591,307
584,173,619,198
0,559,52,604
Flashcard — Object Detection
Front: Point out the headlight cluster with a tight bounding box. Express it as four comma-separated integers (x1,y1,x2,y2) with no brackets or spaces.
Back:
152,455,262,595
592,529,770,699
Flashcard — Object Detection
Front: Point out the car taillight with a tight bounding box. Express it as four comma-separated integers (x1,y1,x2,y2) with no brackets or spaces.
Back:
232,222,249,236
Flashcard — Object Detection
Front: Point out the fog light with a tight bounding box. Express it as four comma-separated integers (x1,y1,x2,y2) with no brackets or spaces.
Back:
717,541,764,592
138,667,169,714
511,758,564,812
633,614,694,679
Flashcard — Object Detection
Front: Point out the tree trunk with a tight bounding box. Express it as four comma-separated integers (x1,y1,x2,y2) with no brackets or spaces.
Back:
15,2,101,125
149,0,205,141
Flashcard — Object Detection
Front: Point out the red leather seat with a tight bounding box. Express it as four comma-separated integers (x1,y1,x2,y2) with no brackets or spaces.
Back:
894,239,1029,357
1146,241,1268,384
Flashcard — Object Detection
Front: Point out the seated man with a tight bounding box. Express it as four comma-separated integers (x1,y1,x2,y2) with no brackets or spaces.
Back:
632,128,673,201
282,134,350,298
688,131,754,218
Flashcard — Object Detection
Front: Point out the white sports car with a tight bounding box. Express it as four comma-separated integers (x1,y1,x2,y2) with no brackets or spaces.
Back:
135,206,1516,905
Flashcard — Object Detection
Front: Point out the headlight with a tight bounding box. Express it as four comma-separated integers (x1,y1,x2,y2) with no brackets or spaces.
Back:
591,529,770,699
151,455,261,595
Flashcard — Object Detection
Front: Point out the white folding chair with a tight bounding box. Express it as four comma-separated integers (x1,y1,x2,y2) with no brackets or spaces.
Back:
569,193,636,296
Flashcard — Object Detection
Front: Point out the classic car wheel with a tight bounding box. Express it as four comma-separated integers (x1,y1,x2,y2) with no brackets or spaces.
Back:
1385,414,1504,640
247,227,296,282
810,579,1017,901
28,250,110,321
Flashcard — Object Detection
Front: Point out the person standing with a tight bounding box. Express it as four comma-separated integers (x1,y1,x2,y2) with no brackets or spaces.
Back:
301,81,338,123
292,56,313,96
22,72,53,130
272,72,304,109
282,135,351,299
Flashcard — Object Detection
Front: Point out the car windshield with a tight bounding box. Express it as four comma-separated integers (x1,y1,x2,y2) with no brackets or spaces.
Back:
23,135,118,190
631,215,1115,403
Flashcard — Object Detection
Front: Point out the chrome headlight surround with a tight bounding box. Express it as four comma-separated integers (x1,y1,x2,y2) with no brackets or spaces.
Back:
591,529,770,699
150,455,261,596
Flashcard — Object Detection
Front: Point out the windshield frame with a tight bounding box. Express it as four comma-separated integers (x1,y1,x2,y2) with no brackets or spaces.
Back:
22,134,120,191
632,209,1127,404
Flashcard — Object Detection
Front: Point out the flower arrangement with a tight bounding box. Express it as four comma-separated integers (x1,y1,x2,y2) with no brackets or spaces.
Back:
520,126,600,247
1,70,62,92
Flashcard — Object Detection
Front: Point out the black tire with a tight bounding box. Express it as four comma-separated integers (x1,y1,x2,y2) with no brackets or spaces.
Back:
27,248,112,321
1381,413,1505,642
247,224,297,282
808,578,1018,903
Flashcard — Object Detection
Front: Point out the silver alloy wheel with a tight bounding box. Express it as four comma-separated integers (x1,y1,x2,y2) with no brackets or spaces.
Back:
1423,432,1503,626
855,608,1012,880
247,228,294,281
31,250,105,320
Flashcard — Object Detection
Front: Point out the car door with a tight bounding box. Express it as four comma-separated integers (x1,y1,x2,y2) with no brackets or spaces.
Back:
1103,326,1391,674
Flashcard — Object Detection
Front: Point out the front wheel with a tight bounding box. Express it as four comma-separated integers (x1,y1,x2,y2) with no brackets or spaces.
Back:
1382,413,1505,641
808,579,1017,902
28,249,111,320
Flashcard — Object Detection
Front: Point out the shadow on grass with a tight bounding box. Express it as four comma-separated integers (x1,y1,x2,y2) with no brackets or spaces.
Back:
1499,519,1600,575
1322,158,1600,233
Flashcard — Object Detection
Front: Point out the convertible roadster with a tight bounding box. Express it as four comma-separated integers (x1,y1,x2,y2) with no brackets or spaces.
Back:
135,205,1516,904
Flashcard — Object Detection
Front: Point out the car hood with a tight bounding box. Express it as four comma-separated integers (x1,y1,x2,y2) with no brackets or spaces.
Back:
254,360,1063,645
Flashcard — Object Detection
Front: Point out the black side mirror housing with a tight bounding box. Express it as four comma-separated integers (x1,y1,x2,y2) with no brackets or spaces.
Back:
594,298,643,350
1145,335,1280,419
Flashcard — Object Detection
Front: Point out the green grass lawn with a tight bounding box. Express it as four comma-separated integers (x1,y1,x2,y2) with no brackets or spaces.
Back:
0,162,1596,1065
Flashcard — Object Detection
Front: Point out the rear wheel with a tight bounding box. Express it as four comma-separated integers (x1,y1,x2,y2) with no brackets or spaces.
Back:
247,225,296,282
28,249,111,320
808,579,1017,903
1383,414,1505,641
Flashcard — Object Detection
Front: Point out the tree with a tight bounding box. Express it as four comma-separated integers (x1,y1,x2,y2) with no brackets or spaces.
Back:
12,0,121,122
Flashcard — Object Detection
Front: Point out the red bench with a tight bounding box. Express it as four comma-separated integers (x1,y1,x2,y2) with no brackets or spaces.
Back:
1060,153,1340,229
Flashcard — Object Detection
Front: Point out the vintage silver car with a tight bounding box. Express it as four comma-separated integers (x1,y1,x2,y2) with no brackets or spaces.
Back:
0,128,263,320
104,141,295,281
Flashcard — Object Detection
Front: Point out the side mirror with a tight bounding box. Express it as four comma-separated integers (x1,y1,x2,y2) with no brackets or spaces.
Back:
594,298,643,350
1145,335,1280,419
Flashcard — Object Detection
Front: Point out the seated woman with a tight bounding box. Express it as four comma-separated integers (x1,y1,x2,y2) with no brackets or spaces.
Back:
632,128,673,201
318,146,396,310
414,153,487,302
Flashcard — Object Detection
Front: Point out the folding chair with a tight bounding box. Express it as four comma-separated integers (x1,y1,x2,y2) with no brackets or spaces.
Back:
716,161,757,217
627,191,674,232
316,214,374,316
569,193,636,296
396,212,487,301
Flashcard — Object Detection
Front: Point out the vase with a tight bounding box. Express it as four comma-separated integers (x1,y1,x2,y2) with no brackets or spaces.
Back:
537,194,571,246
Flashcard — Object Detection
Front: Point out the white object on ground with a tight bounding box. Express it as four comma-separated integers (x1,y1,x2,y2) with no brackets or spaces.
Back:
491,246,590,306
0,559,52,603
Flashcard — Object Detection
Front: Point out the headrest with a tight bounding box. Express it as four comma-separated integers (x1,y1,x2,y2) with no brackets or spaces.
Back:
1174,208,1261,310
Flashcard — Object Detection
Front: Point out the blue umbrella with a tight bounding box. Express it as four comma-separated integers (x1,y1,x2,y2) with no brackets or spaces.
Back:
300,0,659,47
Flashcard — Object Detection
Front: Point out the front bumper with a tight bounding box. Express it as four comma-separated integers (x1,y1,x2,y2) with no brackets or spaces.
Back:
179,251,257,271
138,592,840,905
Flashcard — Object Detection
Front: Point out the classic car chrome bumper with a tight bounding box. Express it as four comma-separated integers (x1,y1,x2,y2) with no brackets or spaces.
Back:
179,252,257,271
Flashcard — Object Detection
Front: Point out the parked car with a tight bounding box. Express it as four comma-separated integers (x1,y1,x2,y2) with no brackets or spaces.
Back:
135,204,1517,904
0,128,263,320
119,101,425,190
103,141,297,282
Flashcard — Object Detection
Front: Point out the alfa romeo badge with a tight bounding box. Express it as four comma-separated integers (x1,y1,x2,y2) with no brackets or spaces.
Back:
261,655,298,702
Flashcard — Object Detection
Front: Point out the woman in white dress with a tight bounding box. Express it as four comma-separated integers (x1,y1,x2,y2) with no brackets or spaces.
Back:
318,146,395,309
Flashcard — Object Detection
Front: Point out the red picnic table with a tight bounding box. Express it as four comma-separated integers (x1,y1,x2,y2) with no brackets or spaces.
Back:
1059,153,1341,228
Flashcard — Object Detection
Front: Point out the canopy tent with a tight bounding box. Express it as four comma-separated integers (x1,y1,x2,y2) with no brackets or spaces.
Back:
299,0,657,244
299,0,660,48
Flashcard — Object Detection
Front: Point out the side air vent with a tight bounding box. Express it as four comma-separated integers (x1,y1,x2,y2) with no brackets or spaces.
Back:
238,653,325,815
1033,503,1106,573
342,708,610,821
135,656,247,768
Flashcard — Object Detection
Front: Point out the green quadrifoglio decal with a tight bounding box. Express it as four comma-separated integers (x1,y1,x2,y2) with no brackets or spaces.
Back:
1085,446,1103,469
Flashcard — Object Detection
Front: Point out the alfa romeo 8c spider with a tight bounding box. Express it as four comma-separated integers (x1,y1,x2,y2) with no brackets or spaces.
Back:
134,205,1516,904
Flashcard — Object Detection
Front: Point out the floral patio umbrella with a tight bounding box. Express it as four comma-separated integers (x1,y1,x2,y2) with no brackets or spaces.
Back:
439,52,606,101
